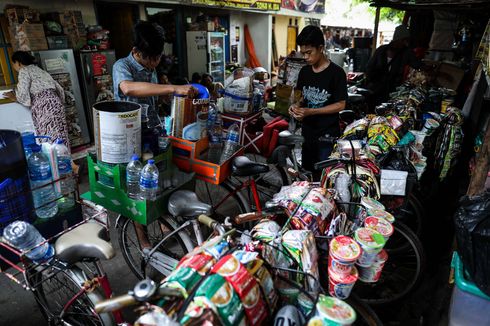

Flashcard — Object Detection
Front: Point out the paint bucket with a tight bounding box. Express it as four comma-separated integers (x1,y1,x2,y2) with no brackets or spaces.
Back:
93,101,141,164
357,249,388,283
354,228,386,267
328,266,358,300
328,236,361,277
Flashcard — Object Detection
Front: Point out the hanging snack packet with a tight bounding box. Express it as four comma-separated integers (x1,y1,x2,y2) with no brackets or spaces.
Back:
282,230,320,292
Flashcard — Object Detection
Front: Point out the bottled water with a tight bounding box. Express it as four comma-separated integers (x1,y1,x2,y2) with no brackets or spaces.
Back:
126,154,143,199
28,144,58,219
53,139,74,210
207,102,218,131
158,129,170,154
140,159,159,201
207,114,223,164
3,221,54,263
220,123,240,163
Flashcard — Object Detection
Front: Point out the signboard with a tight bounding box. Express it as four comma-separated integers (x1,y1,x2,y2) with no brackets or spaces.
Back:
281,0,325,13
191,0,281,11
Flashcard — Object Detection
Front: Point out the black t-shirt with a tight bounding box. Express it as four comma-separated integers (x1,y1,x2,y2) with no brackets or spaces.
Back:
296,62,347,138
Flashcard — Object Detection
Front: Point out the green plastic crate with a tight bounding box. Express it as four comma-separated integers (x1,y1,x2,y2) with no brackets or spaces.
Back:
81,151,195,225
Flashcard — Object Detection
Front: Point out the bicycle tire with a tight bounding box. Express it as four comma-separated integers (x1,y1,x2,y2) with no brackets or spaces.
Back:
118,216,194,281
345,294,383,326
194,179,249,219
234,153,290,211
29,264,114,326
389,193,424,237
353,221,425,305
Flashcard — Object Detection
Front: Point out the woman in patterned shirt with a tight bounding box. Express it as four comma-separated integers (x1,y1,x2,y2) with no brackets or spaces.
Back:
5,51,71,149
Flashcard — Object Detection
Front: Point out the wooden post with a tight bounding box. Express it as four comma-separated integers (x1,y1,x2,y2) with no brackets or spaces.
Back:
372,7,381,55
467,120,490,196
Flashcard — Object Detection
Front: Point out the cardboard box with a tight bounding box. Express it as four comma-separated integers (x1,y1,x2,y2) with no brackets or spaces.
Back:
435,62,465,91
5,8,40,25
9,23,48,51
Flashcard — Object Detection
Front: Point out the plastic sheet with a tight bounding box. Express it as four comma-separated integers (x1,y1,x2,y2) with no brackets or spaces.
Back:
454,190,490,296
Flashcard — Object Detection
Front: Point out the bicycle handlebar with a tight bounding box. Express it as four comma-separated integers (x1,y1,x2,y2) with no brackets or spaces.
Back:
198,215,226,235
94,284,183,314
233,207,288,225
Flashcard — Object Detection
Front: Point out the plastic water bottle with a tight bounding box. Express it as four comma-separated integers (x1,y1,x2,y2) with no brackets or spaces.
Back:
126,154,143,199
28,144,58,219
53,139,74,210
207,114,223,164
3,221,54,263
158,129,170,154
220,123,240,163
207,102,218,131
140,159,159,201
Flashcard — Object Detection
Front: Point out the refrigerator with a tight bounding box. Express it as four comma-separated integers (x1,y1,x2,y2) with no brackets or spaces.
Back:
186,31,226,84
33,49,90,149
78,50,116,136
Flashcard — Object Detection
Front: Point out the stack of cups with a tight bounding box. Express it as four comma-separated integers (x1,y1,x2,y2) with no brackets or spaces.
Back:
421,118,440,136
367,208,395,224
354,228,386,283
358,197,385,223
328,236,361,299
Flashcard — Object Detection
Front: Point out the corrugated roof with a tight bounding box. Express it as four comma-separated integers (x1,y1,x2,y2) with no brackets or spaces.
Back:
370,0,490,10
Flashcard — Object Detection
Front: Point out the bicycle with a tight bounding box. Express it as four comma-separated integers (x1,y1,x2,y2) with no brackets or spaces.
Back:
99,214,383,326
1,200,121,326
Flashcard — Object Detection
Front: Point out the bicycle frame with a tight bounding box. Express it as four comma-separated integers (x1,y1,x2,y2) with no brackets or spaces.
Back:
218,178,263,213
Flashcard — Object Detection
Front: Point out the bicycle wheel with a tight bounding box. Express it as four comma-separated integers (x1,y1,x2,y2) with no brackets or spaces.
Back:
386,193,424,237
353,221,425,305
29,264,114,326
345,294,383,326
194,179,249,219
118,215,194,281
241,153,290,205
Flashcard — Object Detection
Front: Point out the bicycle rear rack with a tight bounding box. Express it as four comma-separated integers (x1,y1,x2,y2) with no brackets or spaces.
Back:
0,199,108,291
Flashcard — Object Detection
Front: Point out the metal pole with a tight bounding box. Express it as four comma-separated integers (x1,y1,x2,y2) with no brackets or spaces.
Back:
372,7,381,55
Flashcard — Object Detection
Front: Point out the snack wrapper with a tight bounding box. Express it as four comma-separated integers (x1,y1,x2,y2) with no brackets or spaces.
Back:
282,230,320,292
212,255,269,326
251,220,281,243
180,275,244,326
162,253,215,297
267,181,310,213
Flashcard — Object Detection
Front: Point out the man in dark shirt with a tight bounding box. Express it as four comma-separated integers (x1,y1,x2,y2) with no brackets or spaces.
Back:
366,24,422,104
289,25,347,178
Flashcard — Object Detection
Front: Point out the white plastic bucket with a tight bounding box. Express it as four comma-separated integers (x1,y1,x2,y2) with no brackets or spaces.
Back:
93,101,141,164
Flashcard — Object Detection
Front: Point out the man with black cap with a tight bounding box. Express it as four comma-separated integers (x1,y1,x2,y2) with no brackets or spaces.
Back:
366,24,422,105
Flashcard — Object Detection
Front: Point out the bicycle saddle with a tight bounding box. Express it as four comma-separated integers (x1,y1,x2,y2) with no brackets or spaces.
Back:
168,190,212,217
55,223,115,264
347,93,365,104
232,156,269,177
278,130,305,146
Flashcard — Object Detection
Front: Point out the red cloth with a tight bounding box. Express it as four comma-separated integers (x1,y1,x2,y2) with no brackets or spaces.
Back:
263,119,288,157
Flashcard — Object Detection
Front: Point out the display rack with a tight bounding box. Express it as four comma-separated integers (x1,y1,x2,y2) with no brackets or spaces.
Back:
222,109,264,153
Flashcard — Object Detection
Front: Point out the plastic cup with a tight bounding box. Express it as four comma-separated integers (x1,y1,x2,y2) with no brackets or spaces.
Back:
364,216,394,241
328,236,361,277
328,266,358,300
357,250,388,283
421,118,440,136
196,111,208,139
367,208,395,224
314,294,357,326
361,197,385,211
354,228,386,267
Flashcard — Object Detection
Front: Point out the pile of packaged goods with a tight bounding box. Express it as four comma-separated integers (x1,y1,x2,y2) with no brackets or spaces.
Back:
145,226,359,326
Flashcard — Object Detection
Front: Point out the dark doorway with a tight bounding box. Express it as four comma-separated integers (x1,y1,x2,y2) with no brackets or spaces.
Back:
95,1,139,59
